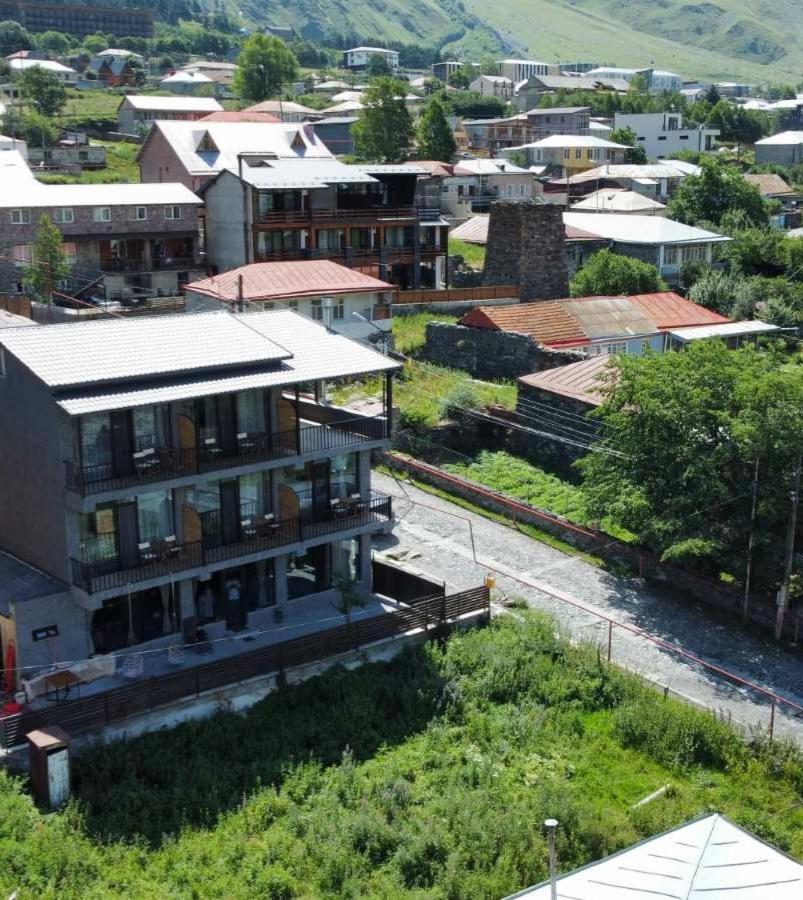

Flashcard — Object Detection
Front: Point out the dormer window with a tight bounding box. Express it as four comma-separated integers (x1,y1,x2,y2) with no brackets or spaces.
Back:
196,131,219,153
291,131,306,151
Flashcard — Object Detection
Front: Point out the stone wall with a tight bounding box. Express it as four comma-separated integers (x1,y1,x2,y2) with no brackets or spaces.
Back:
421,321,581,380
483,202,569,301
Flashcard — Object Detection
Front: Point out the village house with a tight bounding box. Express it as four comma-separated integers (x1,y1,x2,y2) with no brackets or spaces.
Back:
755,131,803,166
160,70,219,96
569,189,667,215
199,158,448,290
744,173,803,228
463,107,591,155
497,59,549,82
469,75,514,100
9,57,78,84
0,309,398,676
244,100,321,123
566,160,700,202
585,66,682,93
178,60,239,87
184,259,393,346
137,120,333,193
0,150,203,302
513,73,630,109
613,112,718,159
504,134,629,175
117,96,224,137
87,54,137,87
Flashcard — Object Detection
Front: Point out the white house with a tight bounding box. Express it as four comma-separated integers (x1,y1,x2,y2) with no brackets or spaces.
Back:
343,47,399,71
184,259,393,346
586,66,682,93
497,59,549,82
614,112,718,159
469,74,514,99
755,131,803,166
9,58,78,85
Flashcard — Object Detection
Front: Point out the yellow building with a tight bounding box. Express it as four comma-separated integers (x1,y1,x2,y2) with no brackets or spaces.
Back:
509,135,629,176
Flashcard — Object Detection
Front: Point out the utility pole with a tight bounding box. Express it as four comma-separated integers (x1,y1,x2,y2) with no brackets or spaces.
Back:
743,458,760,623
775,455,801,641
544,819,558,900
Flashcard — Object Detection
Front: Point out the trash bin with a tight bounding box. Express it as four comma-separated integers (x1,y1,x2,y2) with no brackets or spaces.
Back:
27,726,70,810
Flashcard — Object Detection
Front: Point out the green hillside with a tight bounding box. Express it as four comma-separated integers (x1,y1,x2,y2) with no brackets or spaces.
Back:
241,0,803,83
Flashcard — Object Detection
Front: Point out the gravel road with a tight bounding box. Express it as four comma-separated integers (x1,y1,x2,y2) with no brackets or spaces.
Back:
372,471,803,743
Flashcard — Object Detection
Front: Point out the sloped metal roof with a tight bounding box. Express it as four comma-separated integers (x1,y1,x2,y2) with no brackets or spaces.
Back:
0,551,66,616
508,813,803,899
518,354,614,406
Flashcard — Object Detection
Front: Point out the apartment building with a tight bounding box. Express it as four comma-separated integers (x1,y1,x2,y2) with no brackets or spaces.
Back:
469,75,514,100
200,158,448,290
463,107,590,154
343,47,399,71
0,0,154,37
0,151,203,302
117,96,223,137
585,66,682,93
614,112,718,159
0,310,398,673
497,59,549,82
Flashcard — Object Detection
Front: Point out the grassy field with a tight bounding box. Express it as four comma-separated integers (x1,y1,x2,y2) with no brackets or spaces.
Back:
1,612,800,898
449,238,486,270
60,89,124,125
392,311,458,356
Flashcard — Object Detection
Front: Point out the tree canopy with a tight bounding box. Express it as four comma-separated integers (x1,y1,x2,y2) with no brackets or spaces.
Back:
352,76,413,163
233,35,298,103
0,19,32,56
667,159,770,228
416,96,456,162
18,66,66,118
23,215,69,304
608,126,647,164
570,249,668,297
579,341,803,589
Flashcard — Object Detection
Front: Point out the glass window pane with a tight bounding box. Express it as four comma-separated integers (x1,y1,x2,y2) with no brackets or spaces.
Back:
237,390,265,434
137,490,174,541
82,413,112,470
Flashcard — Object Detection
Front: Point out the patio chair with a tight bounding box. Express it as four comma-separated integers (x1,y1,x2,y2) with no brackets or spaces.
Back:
133,447,160,478
241,517,257,540
138,541,157,564
237,431,256,453
163,534,181,559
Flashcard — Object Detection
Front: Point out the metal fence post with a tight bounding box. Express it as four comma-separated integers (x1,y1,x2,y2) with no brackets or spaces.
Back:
607,621,613,663
769,697,776,740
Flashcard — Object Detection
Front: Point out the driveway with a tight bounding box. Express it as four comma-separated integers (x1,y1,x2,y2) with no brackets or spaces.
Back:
372,471,803,743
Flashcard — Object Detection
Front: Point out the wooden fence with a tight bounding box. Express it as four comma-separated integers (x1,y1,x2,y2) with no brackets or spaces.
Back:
392,286,520,305
0,586,489,749
0,294,32,318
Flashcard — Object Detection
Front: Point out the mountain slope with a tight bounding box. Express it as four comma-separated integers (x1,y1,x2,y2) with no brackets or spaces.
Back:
243,0,803,83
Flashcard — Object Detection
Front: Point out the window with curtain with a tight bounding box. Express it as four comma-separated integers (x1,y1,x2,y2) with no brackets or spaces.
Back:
137,490,174,542
239,472,268,517
82,413,112,472
237,390,265,435
80,504,117,561
330,453,357,498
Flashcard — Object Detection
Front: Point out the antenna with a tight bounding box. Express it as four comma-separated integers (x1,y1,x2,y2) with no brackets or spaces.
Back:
544,819,558,900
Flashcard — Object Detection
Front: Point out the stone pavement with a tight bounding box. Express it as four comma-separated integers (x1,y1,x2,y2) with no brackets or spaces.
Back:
372,471,803,743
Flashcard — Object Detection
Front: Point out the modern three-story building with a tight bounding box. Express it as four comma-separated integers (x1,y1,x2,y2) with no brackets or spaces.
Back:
0,310,398,673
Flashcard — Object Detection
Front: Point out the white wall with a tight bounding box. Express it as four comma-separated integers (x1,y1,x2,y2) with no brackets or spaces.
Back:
614,113,717,159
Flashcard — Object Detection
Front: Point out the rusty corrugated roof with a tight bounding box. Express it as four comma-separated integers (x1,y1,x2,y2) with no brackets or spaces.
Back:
518,355,615,407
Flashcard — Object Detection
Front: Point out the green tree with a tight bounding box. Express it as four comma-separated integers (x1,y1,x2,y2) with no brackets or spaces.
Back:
23,215,69,304
570,249,668,297
82,33,110,55
18,65,67,117
0,19,32,56
579,342,803,585
352,76,413,162
233,34,298,103
416,96,456,161
366,53,391,78
667,159,770,228
609,126,647,164
448,67,472,89
36,30,72,54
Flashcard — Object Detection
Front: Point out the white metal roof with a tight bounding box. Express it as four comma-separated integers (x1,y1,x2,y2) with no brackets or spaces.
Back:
509,813,803,900
514,134,629,150
668,320,781,341
51,310,400,416
570,189,666,213
122,95,222,112
235,158,377,189
755,130,803,145
563,212,730,245
570,161,700,182
0,175,201,209
9,58,76,75
161,71,213,84
144,120,332,177
0,311,292,389
453,159,531,175
352,164,426,175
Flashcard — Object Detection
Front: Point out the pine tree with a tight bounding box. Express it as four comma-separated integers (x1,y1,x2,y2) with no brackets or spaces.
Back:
416,96,456,161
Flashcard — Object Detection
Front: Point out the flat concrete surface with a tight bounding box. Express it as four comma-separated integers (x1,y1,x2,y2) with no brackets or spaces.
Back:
373,472,803,743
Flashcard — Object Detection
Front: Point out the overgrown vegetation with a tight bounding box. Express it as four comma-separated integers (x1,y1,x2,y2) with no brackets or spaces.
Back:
1,613,800,897
37,141,141,185
392,311,457,355
449,237,486,269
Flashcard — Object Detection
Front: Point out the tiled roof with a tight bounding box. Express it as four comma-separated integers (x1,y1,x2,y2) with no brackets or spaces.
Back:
186,260,392,302
451,215,603,245
459,293,728,347
518,355,615,406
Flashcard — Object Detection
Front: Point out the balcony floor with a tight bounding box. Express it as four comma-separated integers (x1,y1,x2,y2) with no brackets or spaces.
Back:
26,591,406,711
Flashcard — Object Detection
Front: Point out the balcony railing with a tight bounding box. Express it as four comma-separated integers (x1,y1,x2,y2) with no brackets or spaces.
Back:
254,246,430,264
65,415,389,497
70,492,393,594
255,206,438,225
152,256,199,271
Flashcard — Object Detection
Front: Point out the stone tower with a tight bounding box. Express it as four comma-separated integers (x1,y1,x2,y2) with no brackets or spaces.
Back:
483,202,569,301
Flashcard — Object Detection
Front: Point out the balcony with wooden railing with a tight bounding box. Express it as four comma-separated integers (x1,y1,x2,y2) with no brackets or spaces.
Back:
71,492,393,595
255,205,440,226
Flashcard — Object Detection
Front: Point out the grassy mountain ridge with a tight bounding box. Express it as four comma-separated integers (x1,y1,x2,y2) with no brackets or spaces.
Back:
239,0,803,82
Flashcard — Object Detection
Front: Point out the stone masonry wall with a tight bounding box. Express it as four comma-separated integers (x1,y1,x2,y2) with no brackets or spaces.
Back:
422,321,582,380
482,202,569,301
